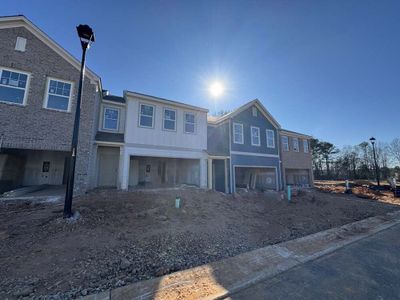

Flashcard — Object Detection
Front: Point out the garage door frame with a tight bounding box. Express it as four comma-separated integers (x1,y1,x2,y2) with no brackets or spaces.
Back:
233,164,279,192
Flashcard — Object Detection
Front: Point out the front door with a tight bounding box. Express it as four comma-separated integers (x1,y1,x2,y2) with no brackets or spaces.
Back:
98,151,119,187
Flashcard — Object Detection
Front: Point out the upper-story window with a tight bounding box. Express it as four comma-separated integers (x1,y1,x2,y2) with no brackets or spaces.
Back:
293,137,299,152
251,126,260,146
184,112,196,133
44,78,72,111
103,107,119,131
252,106,258,117
233,122,244,144
139,103,155,128
0,68,29,105
281,136,289,151
163,108,177,131
303,139,309,153
266,129,275,148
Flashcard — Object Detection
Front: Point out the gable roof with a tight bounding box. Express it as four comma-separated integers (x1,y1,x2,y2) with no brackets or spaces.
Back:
207,99,281,129
280,129,312,139
124,90,209,113
0,15,101,83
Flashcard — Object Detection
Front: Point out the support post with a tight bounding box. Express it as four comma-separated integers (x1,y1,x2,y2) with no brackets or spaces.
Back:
207,158,213,189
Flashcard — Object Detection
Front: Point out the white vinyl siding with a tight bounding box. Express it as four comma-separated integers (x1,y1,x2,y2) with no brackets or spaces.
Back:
303,139,309,153
103,107,119,131
266,129,275,148
233,122,244,144
44,78,73,112
139,103,155,128
0,68,30,105
282,136,289,151
251,126,260,146
184,112,196,133
293,137,299,152
163,108,177,131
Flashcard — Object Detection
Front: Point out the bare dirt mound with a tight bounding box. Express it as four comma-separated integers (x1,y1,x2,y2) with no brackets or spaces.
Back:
0,187,398,299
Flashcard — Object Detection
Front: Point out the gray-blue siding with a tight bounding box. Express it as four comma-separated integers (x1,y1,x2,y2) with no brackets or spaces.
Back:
207,123,230,156
231,106,278,155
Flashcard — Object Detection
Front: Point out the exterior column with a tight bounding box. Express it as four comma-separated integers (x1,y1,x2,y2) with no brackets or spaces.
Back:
207,158,213,189
200,158,207,188
118,146,129,190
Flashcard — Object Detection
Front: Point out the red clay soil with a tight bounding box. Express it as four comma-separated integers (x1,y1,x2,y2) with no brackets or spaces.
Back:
0,187,399,299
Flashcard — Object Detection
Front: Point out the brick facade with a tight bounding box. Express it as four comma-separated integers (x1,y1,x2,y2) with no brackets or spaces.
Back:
0,26,101,195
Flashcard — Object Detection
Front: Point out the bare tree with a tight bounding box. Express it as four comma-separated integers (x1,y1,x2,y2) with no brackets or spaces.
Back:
388,138,400,166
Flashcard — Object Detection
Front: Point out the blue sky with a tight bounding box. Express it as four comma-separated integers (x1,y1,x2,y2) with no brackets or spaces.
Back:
3,1,400,148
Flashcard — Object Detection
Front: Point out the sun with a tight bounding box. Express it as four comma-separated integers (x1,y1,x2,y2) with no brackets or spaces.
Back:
209,81,225,98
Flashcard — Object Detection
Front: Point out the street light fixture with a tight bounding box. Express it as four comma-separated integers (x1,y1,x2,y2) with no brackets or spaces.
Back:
369,137,380,188
63,24,95,218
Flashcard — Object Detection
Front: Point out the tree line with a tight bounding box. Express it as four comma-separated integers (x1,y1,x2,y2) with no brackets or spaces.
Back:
311,138,400,181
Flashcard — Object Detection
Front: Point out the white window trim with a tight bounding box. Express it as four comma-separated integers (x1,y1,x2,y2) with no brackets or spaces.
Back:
138,102,155,129
266,129,275,148
282,136,289,151
43,77,74,113
293,137,300,152
251,126,261,146
163,107,177,132
102,106,120,131
0,66,31,106
303,139,309,153
252,106,258,117
233,122,244,144
184,111,196,134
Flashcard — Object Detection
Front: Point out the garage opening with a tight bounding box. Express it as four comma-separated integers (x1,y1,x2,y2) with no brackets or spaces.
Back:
234,166,277,191
129,156,200,189
285,168,311,187
0,148,69,194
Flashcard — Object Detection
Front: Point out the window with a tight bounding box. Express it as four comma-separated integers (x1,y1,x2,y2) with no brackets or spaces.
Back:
282,136,289,151
0,68,29,105
103,107,119,131
139,103,154,128
251,126,260,146
163,108,176,131
266,129,275,148
303,139,309,153
233,122,244,144
44,78,72,111
293,137,299,152
15,37,27,52
184,112,196,133
252,106,258,117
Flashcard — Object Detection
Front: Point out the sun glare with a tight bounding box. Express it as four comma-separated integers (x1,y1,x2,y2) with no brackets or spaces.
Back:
209,81,225,98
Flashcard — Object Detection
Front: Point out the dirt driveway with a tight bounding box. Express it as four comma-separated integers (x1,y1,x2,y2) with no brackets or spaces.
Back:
0,187,398,299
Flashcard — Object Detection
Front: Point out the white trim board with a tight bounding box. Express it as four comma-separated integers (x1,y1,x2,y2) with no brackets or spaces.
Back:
230,151,279,158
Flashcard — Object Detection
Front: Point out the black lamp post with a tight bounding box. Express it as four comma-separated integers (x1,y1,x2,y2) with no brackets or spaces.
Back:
63,25,95,218
369,137,380,188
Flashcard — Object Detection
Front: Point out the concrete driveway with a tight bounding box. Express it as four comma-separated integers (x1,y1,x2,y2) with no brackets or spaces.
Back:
229,223,400,299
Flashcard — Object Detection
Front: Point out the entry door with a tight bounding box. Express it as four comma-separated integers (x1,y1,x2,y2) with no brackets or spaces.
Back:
98,152,119,187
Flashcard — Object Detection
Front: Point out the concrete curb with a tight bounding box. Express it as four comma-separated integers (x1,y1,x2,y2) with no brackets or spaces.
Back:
83,210,400,300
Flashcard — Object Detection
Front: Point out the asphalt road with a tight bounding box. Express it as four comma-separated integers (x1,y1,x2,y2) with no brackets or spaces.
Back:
229,223,400,300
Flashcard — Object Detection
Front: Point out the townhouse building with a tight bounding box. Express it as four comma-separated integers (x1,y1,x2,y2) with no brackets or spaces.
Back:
95,91,209,190
0,15,101,194
0,15,312,196
207,100,313,193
